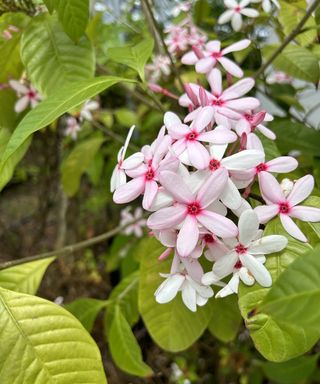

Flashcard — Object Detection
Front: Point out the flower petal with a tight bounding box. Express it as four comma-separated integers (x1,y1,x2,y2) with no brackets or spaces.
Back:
218,9,234,24
187,140,210,170
226,97,260,111
220,178,242,210
142,180,158,210
198,211,238,238
266,156,298,173
241,8,259,17
222,39,251,55
221,149,264,170
147,204,187,230
177,215,200,257
113,176,145,204
218,57,243,77
258,171,284,203
290,206,320,222
280,214,307,242
287,175,314,206
122,152,144,169
159,170,194,203
181,51,198,65
198,127,237,144
197,167,228,208
238,209,259,245
254,204,279,224
240,254,272,287
212,250,238,278
231,13,243,32
193,106,215,132
195,57,215,73
248,235,288,254
155,275,185,304
181,281,197,311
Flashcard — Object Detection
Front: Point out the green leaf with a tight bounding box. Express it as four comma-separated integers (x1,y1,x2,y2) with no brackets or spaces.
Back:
0,288,107,383
109,306,152,377
0,76,134,191
0,258,55,295
65,298,108,332
61,136,105,196
261,354,318,384
263,45,320,83
43,0,55,13
54,0,89,42
239,219,313,361
279,1,317,46
108,38,154,82
269,119,320,155
115,108,137,127
139,237,212,352
208,295,242,343
21,14,95,96
259,246,320,332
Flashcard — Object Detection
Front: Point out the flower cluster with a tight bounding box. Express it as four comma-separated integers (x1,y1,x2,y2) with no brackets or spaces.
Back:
111,36,320,312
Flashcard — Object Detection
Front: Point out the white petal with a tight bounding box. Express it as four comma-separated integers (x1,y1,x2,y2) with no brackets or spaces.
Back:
238,209,259,245
155,275,185,303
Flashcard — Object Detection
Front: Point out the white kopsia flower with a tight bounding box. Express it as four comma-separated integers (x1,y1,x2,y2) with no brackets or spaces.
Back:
120,206,146,237
9,79,42,113
155,270,214,312
65,116,81,140
218,0,259,32
80,100,99,121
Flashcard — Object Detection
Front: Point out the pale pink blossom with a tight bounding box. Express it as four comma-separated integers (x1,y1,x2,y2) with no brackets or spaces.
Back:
120,207,146,237
234,111,275,143
64,117,81,140
9,80,41,113
80,100,99,121
145,55,171,82
255,173,320,242
218,0,259,32
266,71,293,84
182,39,251,78
202,210,287,291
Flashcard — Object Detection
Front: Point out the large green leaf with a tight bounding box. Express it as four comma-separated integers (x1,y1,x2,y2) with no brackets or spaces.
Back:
65,298,108,332
263,45,319,83
259,246,320,331
0,258,55,295
61,136,105,196
53,0,90,42
0,288,107,383
239,219,313,361
108,38,154,82
21,14,95,96
208,295,242,343
0,76,133,191
269,119,320,156
139,237,212,352
298,196,320,247
109,306,153,377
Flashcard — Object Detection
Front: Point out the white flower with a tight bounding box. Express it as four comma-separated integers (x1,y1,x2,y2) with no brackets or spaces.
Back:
9,80,42,113
64,117,81,140
120,207,146,237
218,0,259,32
80,100,99,121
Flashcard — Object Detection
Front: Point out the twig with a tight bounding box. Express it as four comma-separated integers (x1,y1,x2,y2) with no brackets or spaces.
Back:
253,0,320,80
141,0,184,90
0,216,148,271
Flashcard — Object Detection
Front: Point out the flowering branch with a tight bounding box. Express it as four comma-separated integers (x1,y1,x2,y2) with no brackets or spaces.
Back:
253,0,320,79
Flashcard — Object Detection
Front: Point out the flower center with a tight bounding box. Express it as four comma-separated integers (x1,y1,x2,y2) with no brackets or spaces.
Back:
187,201,202,216
255,163,268,173
186,131,198,141
278,201,290,214
211,51,222,59
145,167,155,181
234,5,241,12
204,234,215,243
235,243,247,255
27,90,36,99
211,98,224,106
209,158,221,171
234,260,243,269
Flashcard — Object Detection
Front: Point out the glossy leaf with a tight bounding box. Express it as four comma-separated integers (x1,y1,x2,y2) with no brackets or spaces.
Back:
139,237,212,352
65,298,108,333
208,295,242,343
21,14,95,96
0,288,107,383
0,258,55,295
109,306,153,377
108,38,154,82
0,76,133,191
61,136,105,196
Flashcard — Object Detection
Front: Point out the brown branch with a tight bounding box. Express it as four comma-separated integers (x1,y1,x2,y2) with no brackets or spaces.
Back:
253,0,320,80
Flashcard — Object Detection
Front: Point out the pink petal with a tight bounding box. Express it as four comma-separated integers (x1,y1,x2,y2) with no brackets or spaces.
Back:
287,175,314,206
192,106,215,132
195,57,215,73
221,149,264,170
164,111,182,129
246,133,264,151
222,39,251,55
187,141,210,170
290,206,320,222
198,127,237,144
238,209,259,245
266,156,298,173
235,118,251,136
222,78,254,100
177,215,200,257
208,68,222,96
258,171,284,203
218,57,243,78
142,180,158,210
159,170,194,203
254,204,279,224
206,40,221,52
225,97,260,111
181,51,198,65
197,167,228,208
122,152,144,169
197,211,238,238
9,80,28,93
280,214,307,242
113,176,145,204
167,123,190,140
147,204,187,230
126,163,147,178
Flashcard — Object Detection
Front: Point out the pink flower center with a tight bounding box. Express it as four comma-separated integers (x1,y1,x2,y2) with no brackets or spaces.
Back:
27,90,36,99
211,98,224,106
234,6,241,12
186,130,198,141
204,234,215,243
234,260,243,269
255,163,268,173
209,158,221,171
145,167,155,181
187,201,202,216
235,243,247,255
244,113,253,122
211,51,222,59
278,201,290,214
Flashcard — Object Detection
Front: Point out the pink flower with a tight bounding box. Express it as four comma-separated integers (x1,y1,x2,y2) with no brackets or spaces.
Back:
64,117,81,140
164,109,237,169
255,173,320,242
113,128,177,210
110,125,144,192
164,25,189,54
145,55,171,82
202,210,287,290
147,168,238,257
266,71,292,84
182,39,251,78
234,111,275,142
80,100,99,121
120,207,146,237
9,80,41,113
218,0,259,32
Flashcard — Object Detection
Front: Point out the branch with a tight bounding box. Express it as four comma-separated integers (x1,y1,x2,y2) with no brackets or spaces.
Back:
141,0,184,90
253,0,320,79
0,217,147,271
